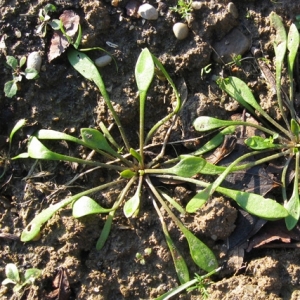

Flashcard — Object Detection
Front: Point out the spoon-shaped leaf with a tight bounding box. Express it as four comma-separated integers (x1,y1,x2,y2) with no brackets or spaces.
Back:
81,128,115,152
181,227,218,272
130,148,143,165
72,196,114,218
217,76,257,114
163,156,207,177
5,263,20,283
21,181,122,242
124,177,142,218
245,136,279,150
135,48,154,93
191,125,236,156
285,150,300,230
152,196,189,284
123,191,140,218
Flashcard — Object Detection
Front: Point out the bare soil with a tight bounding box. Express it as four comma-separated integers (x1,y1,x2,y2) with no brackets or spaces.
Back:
1,0,300,299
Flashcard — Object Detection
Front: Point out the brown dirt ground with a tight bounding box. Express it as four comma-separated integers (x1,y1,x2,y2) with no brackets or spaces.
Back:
1,0,300,299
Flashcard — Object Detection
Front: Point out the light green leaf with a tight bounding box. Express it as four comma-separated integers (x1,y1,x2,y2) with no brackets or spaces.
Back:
130,148,143,165
245,136,279,150
287,23,299,74
192,125,236,156
72,196,113,218
165,156,207,177
23,269,42,283
21,196,74,241
193,116,238,132
25,68,39,79
19,56,26,68
5,264,20,283
81,128,115,153
217,76,258,114
6,56,18,70
181,227,218,272
9,119,26,144
123,191,140,218
135,48,154,93
120,169,136,178
285,150,300,230
4,80,18,98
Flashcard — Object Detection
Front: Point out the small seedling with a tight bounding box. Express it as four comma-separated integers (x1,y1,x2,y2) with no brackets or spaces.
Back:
1,263,41,294
4,56,39,98
36,4,57,37
170,0,193,20
135,248,152,265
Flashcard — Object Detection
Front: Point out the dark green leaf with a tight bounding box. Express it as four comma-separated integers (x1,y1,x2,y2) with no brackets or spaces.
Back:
4,80,18,98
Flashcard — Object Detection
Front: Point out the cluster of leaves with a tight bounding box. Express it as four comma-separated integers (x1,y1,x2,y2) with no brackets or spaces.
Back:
195,11,300,230
6,8,297,299
4,56,39,98
1,263,41,294
170,0,193,20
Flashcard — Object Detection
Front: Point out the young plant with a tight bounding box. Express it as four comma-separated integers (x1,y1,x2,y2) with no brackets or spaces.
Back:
1,263,41,294
4,56,39,98
170,0,193,20
191,12,299,230
36,4,57,37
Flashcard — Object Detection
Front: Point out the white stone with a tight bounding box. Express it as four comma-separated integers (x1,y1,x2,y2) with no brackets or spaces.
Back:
27,51,42,72
138,4,158,20
227,2,238,19
173,23,189,40
95,55,112,67
192,1,203,10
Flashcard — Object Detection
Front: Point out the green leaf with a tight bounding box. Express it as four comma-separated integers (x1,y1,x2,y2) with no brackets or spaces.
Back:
123,191,140,218
130,148,143,165
5,263,20,283
44,3,57,14
120,169,136,178
4,80,18,98
81,128,115,154
6,56,18,70
135,48,154,93
49,19,61,30
72,196,113,218
19,56,26,68
23,268,42,283
287,23,299,75
192,125,236,156
25,68,39,79
165,156,207,177
181,227,218,272
96,213,114,250
193,116,238,132
285,150,300,230
245,136,278,150
291,119,300,138
21,196,74,241
217,76,258,115
9,119,26,145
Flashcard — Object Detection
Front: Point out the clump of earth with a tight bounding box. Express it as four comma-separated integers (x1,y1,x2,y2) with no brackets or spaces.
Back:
1,0,300,299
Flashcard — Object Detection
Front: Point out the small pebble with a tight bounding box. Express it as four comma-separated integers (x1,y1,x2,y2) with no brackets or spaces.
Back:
95,55,112,67
192,1,203,10
227,2,238,19
27,51,42,72
173,22,189,40
138,3,158,20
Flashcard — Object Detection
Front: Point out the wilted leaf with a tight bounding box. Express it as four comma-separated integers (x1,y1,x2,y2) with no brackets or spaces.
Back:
48,10,80,62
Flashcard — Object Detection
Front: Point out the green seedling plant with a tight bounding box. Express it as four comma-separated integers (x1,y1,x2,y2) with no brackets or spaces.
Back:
191,12,300,230
36,4,57,37
2,263,41,295
170,0,193,20
10,13,289,297
12,46,288,293
4,56,39,98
